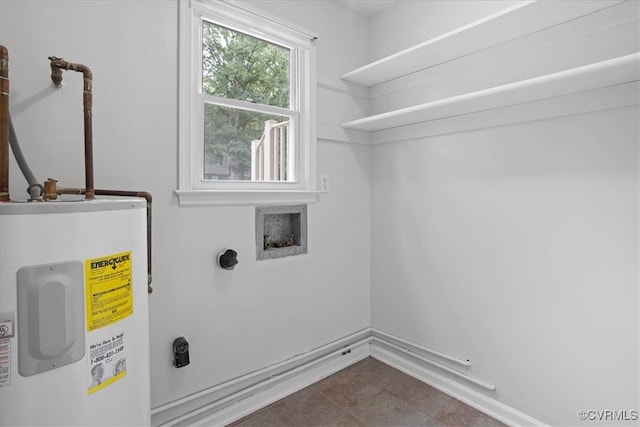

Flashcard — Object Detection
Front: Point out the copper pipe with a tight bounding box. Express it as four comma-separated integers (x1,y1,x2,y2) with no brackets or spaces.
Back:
57,187,154,294
49,57,94,199
95,189,153,294
0,45,10,202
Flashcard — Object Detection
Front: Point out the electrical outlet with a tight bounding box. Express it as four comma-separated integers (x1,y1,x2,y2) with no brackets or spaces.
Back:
173,337,190,368
320,174,329,192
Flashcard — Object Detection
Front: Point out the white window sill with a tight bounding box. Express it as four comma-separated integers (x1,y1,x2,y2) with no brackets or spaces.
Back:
174,189,320,207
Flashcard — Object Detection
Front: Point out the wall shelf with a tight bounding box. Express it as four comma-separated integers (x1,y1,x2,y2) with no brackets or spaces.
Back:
340,0,627,87
341,53,640,138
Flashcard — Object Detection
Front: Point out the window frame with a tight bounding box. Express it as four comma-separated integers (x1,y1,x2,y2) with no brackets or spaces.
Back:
177,0,318,206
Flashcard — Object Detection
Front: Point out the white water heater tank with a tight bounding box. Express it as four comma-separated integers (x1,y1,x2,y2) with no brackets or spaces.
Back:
0,198,150,426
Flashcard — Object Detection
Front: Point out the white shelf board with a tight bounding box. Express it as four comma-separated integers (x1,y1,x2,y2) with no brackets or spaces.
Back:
369,81,639,145
341,53,640,134
340,0,627,87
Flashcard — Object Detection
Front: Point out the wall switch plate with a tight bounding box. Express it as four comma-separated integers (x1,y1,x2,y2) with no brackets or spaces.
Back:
320,174,329,192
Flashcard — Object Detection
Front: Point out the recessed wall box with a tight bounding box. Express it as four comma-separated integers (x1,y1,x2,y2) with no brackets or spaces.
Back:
256,205,307,260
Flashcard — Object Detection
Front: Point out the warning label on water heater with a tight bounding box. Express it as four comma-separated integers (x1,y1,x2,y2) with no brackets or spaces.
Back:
85,251,134,331
88,331,126,394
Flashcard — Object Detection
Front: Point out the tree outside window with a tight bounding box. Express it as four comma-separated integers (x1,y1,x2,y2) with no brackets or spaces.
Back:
202,21,292,181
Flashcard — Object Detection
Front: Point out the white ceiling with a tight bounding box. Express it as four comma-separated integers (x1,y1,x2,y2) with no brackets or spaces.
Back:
340,0,396,16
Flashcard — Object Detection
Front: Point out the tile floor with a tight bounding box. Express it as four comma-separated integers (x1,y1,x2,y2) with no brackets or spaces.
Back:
228,357,506,427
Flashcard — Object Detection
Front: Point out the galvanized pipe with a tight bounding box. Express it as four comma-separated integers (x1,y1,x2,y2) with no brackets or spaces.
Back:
48,56,95,199
0,45,10,202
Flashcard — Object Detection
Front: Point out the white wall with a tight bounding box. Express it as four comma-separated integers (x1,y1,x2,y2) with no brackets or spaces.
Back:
371,108,639,425
3,1,638,424
368,2,639,426
367,0,519,61
0,0,371,410
367,1,640,115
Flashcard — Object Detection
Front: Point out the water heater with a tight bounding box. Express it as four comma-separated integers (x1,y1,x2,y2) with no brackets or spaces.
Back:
0,198,151,425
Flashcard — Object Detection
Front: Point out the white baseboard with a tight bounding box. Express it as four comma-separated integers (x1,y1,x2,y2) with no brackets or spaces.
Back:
151,329,371,427
191,344,369,427
152,328,547,427
369,335,549,427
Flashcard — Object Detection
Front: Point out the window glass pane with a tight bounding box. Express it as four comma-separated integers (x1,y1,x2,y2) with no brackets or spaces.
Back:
202,20,290,109
204,103,292,182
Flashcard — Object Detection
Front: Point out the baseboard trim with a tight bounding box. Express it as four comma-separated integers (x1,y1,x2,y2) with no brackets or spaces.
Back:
370,338,549,427
151,328,371,427
152,328,547,427
190,344,369,427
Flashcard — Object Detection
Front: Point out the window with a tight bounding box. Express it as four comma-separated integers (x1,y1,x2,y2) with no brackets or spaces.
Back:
177,0,318,206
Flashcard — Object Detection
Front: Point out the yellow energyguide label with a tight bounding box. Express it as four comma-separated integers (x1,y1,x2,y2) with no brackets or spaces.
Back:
85,251,134,331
